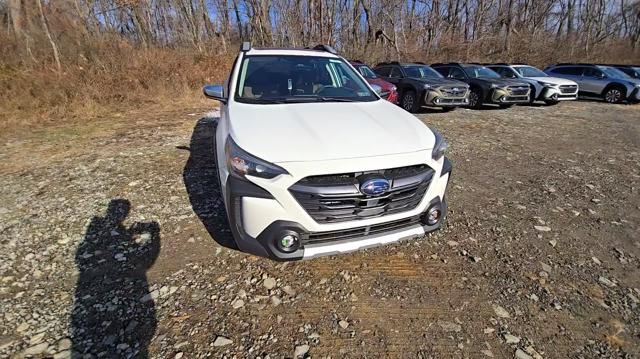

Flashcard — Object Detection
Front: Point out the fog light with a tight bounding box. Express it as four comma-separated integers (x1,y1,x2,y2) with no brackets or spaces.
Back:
275,232,299,252
423,204,442,226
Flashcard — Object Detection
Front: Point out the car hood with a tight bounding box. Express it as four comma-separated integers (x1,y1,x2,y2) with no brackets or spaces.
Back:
526,76,578,86
408,77,468,87
475,77,528,87
366,78,396,91
228,100,435,163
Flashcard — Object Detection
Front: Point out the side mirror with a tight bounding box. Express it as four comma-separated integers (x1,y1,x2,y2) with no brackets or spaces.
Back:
371,84,383,96
203,84,226,102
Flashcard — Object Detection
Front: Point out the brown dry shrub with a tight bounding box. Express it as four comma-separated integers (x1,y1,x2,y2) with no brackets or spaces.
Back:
0,35,234,128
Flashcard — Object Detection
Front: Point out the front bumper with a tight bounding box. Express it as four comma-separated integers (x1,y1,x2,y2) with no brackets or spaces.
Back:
537,86,578,101
490,87,530,104
224,154,452,261
424,89,469,107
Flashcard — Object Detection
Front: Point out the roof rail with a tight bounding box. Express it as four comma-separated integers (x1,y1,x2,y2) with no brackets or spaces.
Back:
240,41,251,52
311,44,337,54
374,61,400,67
431,62,461,66
553,62,592,66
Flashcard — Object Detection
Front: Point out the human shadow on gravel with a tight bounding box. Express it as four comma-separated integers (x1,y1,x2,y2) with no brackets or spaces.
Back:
181,116,237,249
71,199,160,358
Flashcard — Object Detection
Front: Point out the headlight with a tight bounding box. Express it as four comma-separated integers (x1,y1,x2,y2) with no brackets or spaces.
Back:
225,137,288,179
490,83,501,89
424,84,432,89
537,81,557,87
430,128,448,161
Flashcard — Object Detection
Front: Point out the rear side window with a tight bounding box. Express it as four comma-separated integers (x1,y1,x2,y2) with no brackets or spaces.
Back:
490,67,513,77
449,67,467,80
375,66,391,77
584,67,603,77
552,67,583,75
432,66,450,77
389,67,403,78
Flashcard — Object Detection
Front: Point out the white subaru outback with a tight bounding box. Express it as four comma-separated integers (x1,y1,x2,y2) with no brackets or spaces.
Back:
203,43,452,261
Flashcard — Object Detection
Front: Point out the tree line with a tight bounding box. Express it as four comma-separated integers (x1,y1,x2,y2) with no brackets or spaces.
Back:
2,0,639,71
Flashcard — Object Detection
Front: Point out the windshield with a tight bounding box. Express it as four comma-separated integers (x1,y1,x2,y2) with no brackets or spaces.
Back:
403,65,443,79
599,66,633,79
515,66,548,77
355,65,377,79
235,55,378,104
462,65,501,78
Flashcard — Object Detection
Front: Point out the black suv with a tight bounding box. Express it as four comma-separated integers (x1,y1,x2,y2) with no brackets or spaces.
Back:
431,63,531,109
373,62,469,112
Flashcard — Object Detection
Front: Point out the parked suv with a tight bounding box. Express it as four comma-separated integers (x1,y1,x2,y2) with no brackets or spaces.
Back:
486,63,578,105
202,43,452,261
373,62,469,112
609,64,640,80
350,60,398,103
544,63,640,103
431,63,531,109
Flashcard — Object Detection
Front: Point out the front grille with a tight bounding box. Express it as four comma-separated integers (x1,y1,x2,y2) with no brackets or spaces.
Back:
559,85,578,94
507,86,530,96
437,98,467,104
302,216,422,245
290,165,434,223
502,96,529,102
439,86,468,98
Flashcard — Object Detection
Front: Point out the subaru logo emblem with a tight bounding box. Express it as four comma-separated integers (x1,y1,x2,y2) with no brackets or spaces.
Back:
452,87,459,91
359,178,390,196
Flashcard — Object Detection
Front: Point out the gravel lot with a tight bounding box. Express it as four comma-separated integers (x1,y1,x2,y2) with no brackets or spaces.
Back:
1,101,639,358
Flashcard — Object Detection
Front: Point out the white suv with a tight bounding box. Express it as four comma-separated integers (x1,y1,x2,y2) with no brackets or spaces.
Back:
202,43,452,261
487,64,579,105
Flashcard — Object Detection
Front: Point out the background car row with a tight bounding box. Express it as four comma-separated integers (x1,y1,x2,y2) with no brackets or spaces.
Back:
351,60,640,113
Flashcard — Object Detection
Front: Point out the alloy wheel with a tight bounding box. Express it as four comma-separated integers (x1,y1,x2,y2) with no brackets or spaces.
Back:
605,89,622,103
402,93,415,111
468,91,479,107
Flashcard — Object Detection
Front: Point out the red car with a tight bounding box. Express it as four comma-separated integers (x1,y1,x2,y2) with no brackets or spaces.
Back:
350,61,398,104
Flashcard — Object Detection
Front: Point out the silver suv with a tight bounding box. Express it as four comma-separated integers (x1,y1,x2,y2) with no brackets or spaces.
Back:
544,63,640,103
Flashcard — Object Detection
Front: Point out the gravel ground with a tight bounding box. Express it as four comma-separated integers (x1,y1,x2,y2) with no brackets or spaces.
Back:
1,101,639,358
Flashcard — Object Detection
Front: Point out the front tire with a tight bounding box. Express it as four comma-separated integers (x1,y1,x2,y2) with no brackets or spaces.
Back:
467,88,483,109
400,90,421,113
544,99,560,106
603,86,625,104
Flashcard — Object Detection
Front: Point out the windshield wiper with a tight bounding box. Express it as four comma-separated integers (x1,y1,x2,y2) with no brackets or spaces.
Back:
238,98,287,104
316,97,357,102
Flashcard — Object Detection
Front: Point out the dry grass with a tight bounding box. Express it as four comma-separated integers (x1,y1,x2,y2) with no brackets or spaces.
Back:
0,39,233,131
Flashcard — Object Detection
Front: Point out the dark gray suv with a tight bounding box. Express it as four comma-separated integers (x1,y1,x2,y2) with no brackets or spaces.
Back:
544,63,640,103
